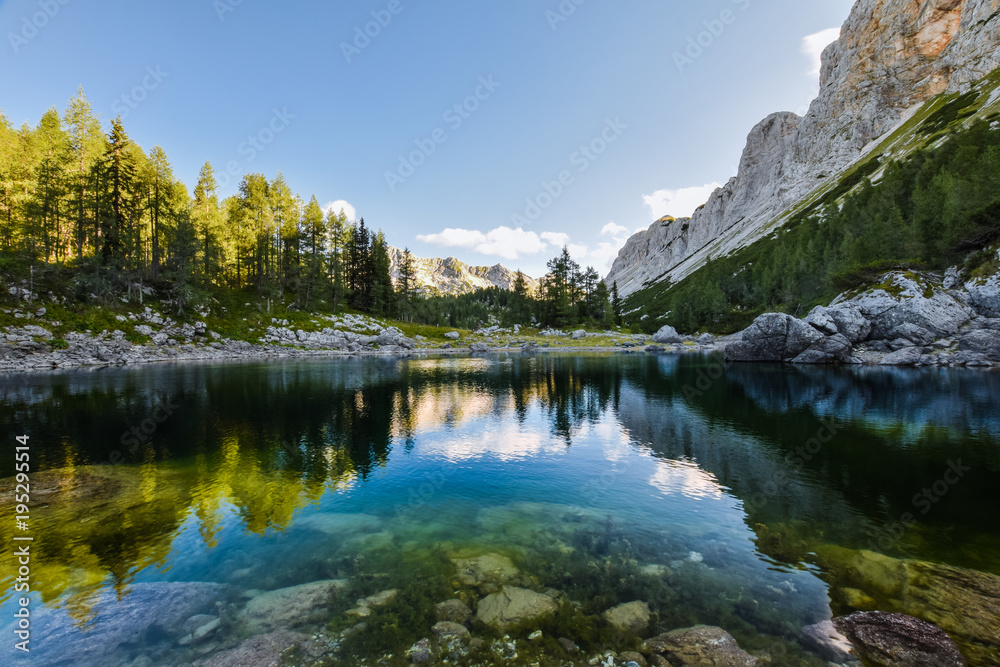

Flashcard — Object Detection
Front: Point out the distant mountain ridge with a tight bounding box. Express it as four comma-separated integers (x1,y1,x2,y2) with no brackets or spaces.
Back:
387,247,539,297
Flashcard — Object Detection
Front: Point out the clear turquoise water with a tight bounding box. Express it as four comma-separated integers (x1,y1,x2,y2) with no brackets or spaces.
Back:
1,353,998,665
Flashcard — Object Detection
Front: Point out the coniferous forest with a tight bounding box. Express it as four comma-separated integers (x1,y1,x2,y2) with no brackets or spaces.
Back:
0,91,615,332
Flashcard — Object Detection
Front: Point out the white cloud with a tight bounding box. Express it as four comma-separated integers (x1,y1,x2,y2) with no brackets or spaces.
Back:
642,183,721,221
417,226,563,260
418,221,641,272
802,28,841,79
601,222,629,237
584,220,636,271
322,199,357,222
541,231,570,247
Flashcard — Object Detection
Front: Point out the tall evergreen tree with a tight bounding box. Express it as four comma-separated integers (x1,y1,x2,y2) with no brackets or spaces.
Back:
300,195,326,309
370,231,395,317
63,88,104,260
327,207,349,313
192,162,224,286
99,117,137,270
397,247,417,322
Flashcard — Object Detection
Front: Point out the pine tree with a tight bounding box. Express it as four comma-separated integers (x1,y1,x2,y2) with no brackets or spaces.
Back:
300,195,326,309
144,146,175,281
397,247,417,321
327,207,349,312
63,88,104,259
99,117,137,270
192,162,224,286
28,109,70,262
270,172,299,299
349,218,372,310
611,281,622,325
370,231,395,317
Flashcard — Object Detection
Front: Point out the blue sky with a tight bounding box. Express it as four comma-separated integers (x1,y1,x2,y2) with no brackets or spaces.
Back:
0,0,854,278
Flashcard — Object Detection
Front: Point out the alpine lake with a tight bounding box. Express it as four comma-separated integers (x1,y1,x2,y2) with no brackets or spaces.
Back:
1,352,998,666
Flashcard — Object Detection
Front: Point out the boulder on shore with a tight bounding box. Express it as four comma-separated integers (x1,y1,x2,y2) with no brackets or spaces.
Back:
726,313,824,362
792,333,853,365
653,325,684,345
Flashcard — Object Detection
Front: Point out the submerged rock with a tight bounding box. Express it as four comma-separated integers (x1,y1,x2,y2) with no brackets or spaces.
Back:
294,512,383,536
201,629,317,667
11,582,228,667
476,586,558,630
237,579,348,633
815,546,1000,664
800,619,855,663
643,625,759,666
833,612,966,666
602,600,651,635
435,598,473,624
452,552,519,586
407,637,434,663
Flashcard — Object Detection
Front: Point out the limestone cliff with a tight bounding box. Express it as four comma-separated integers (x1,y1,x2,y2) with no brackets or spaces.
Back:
387,247,539,297
607,0,1000,297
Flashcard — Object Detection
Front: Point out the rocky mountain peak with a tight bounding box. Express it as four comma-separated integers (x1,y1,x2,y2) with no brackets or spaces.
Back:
387,247,539,297
607,0,1000,298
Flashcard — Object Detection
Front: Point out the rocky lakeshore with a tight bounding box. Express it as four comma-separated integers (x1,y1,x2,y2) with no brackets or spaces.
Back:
721,268,1000,368
0,304,715,374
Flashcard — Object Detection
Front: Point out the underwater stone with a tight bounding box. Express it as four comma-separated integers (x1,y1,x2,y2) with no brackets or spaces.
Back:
294,512,383,536
643,625,760,666
200,629,315,667
11,582,228,666
602,601,651,635
476,586,558,630
359,589,398,608
800,620,855,663
435,598,473,624
558,637,580,654
833,612,967,666
407,638,434,664
237,579,348,633
620,651,648,666
452,552,519,586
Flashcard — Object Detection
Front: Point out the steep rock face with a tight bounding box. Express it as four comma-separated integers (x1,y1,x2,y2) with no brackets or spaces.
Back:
607,0,1000,297
387,247,539,296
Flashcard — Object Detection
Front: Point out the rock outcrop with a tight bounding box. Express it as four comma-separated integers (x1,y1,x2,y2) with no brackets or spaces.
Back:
388,246,539,296
726,270,1000,367
607,0,1000,297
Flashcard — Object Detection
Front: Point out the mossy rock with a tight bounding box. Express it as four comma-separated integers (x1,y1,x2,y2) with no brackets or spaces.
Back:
812,545,1000,664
